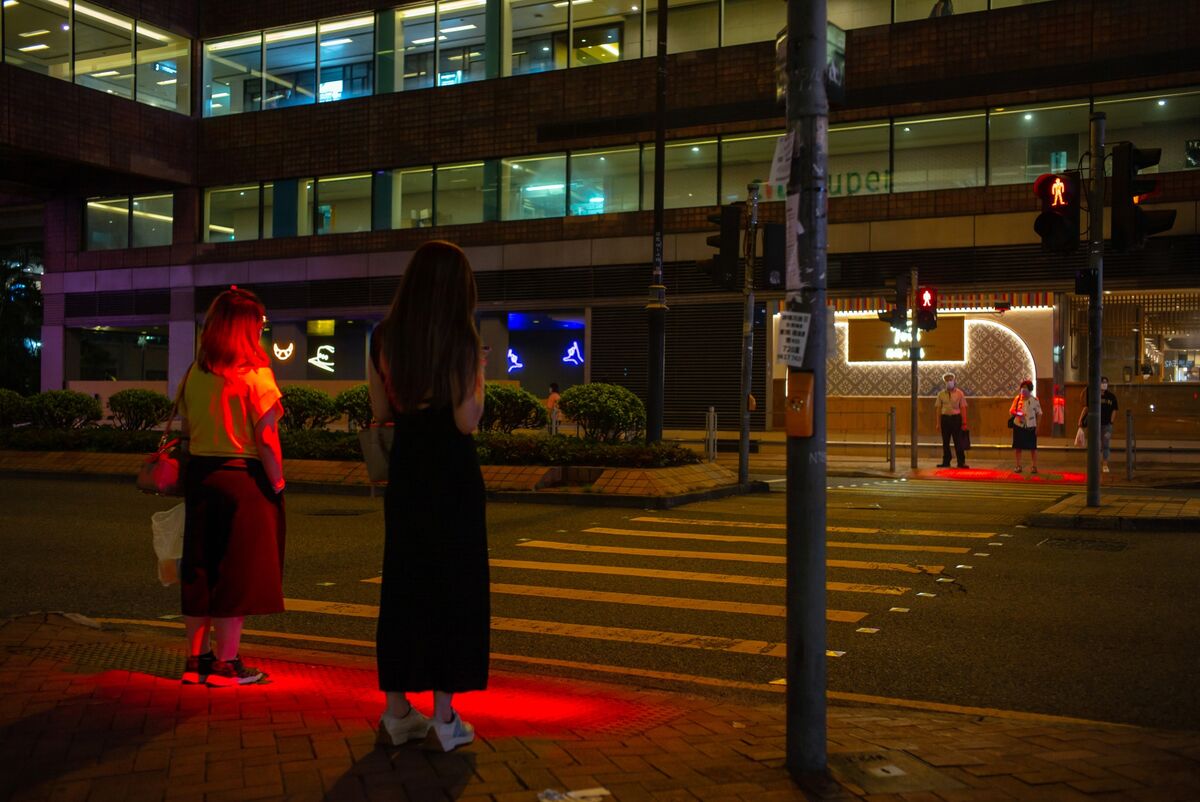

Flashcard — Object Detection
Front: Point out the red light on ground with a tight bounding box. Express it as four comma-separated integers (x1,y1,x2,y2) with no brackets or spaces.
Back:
924,467,1087,484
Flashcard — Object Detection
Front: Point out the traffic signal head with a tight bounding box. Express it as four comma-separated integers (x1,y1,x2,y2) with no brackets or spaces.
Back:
916,286,938,331
1111,142,1176,252
877,274,910,331
701,205,742,291
1032,171,1080,254
759,223,785,291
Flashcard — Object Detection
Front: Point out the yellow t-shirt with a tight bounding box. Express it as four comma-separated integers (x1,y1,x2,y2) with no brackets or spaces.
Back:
180,365,282,458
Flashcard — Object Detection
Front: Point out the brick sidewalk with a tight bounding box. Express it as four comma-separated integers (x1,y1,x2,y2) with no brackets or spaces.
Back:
1029,493,1200,531
2,615,1198,801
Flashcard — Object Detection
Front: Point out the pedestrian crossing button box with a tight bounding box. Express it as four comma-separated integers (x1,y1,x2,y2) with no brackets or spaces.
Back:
786,370,814,438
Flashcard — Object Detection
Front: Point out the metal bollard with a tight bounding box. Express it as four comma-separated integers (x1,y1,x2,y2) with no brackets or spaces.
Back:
705,406,718,462
1126,409,1134,481
888,406,897,474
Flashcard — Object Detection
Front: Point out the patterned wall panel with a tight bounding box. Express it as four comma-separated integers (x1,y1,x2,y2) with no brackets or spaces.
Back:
828,320,1035,398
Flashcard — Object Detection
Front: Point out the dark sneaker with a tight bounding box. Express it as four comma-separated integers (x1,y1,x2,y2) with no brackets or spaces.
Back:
206,657,266,687
181,651,215,684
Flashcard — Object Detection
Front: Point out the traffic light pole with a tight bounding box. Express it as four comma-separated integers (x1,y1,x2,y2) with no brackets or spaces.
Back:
646,0,669,444
1086,112,1105,507
738,185,760,486
910,267,919,470
785,0,829,781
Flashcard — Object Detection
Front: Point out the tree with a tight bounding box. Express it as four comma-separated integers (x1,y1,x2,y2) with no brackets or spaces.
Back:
0,247,44,395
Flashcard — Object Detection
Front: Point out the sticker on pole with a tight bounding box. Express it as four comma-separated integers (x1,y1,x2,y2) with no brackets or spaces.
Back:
769,131,794,186
776,311,812,368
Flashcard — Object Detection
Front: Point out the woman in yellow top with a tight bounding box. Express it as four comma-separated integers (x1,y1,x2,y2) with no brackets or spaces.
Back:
1009,379,1043,474
178,287,286,687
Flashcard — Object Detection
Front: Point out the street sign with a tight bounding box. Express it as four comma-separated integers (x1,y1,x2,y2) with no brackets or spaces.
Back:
776,311,812,368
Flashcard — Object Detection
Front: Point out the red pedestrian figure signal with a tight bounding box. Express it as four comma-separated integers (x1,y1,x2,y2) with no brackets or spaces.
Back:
1033,171,1080,254
916,287,937,331
1050,176,1067,207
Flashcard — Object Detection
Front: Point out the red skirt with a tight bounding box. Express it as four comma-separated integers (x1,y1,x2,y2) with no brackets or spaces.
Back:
181,457,285,617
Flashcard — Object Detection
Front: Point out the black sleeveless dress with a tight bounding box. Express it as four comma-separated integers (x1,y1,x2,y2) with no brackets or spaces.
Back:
376,403,490,693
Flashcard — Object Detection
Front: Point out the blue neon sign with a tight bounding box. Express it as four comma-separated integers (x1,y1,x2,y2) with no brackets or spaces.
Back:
562,340,584,366
506,348,524,373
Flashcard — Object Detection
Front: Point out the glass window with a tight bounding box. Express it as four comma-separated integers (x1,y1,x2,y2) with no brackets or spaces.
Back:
501,154,566,220
263,178,314,238
893,112,985,192
377,167,434,229
720,132,783,203
72,1,134,98
988,100,1089,186
508,0,568,76
642,139,718,209
131,194,173,247
136,22,191,113
86,197,129,250
437,0,488,85
315,174,373,234
318,15,375,101
436,162,487,225
723,0,785,47
204,33,262,116
645,0,717,56
569,146,640,215
205,185,261,242
3,0,72,80
828,0,889,30
989,0,1054,9
264,25,317,109
571,1,638,67
829,121,891,197
377,5,437,91
1096,88,1200,173
894,0,986,24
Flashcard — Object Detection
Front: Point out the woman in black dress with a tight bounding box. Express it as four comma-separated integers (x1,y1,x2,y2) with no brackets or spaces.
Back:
367,241,488,752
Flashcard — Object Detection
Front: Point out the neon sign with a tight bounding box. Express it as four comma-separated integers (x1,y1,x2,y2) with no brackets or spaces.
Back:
307,345,336,373
885,329,925,361
562,341,584,366
506,348,524,373
273,342,295,361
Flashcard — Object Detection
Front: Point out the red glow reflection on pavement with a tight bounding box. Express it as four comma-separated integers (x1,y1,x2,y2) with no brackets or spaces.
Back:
918,467,1087,483
78,660,682,739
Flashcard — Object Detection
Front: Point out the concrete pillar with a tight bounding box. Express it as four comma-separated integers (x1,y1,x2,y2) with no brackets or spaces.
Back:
168,287,196,397
40,323,65,391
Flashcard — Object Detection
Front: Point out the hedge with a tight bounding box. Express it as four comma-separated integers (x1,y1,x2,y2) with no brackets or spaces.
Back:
557,383,646,443
280,386,339,432
480,384,549,433
335,385,373,430
107,389,173,431
28,390,102,429
0,389,31,427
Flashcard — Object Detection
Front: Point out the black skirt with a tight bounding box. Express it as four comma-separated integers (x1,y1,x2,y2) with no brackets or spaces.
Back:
377,405,490,693
1012,426,1038,451
181,457,286,618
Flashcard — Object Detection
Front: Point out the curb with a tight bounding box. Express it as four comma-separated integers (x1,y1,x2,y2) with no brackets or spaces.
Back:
1027,512,1200,532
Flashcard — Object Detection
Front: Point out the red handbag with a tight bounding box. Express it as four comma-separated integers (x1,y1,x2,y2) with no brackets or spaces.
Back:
136,369,191,496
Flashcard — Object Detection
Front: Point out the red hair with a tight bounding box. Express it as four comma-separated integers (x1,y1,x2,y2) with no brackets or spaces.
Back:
197,287,269,374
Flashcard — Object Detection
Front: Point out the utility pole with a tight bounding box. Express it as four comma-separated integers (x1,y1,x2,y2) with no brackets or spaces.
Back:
645,0,669,444
910,267,919,469
1086,112,1105,507
738,184,759,486
785,0,829,781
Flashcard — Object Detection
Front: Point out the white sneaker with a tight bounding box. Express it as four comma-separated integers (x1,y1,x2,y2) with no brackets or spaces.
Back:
378,706,431,746
430,711,475,752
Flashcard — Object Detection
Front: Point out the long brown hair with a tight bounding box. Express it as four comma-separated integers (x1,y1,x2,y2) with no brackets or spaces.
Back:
380,241,480,411
197,287,269,375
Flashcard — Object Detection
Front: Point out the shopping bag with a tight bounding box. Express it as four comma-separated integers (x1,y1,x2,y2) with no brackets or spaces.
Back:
960,428,972,450
1073,426,1086,448
151,503,185,586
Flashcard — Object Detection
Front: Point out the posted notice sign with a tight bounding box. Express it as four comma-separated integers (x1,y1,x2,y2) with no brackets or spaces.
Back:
776,311,812,368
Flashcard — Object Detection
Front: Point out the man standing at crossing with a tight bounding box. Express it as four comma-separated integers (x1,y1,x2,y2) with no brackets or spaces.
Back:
935,372,969,468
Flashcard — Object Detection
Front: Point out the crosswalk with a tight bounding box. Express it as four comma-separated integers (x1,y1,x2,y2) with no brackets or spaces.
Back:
830,478,1073,503
275,492,1027,692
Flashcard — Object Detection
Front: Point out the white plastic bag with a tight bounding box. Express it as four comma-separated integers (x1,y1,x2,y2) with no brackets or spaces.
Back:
1073,426,1086,448
151,503,185,586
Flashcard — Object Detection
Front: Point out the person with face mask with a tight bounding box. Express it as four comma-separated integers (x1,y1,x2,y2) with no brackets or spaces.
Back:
1009,379,1043,473
934,372,968,468
1079,378,1120,473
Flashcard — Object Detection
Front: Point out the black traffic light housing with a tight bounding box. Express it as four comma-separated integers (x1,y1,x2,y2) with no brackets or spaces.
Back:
878,273,910,331
1111,142,1176,252
759,223,785,290
916,286,938,331
701,205,742,291
1032,171,1081,254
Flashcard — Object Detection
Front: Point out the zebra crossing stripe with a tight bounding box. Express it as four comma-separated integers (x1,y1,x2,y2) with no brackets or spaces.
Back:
584,527,970,555
631,516,994,539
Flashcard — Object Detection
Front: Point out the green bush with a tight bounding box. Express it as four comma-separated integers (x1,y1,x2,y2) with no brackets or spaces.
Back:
474,432,697,468
335,385,373,430
0,426,160,453
107,389,173,431
280,429,362,461
28,390,102,429
481,384,549,433
0,389,31,427
280,386,338,432
557,383,646,443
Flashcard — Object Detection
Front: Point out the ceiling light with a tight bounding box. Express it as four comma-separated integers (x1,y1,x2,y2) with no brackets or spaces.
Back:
18,29,50,38
1157,99,1167,106
600,43,619,57
265,26,316,43
542,46,550,52
70,2,133,32
92,70,121,77
211,91,230,98
691,146,700,152
3,1,19,7
211,102,224,108
207,35,261,52
157,78,177,85
631,5,639,9
19,43,50,52
412,35,447,45
1024,113,1033,120
903,126,911,132
552,0,593,6
320,37,353,46
319,16,374,33
401,0,485,20
440,24,477,33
